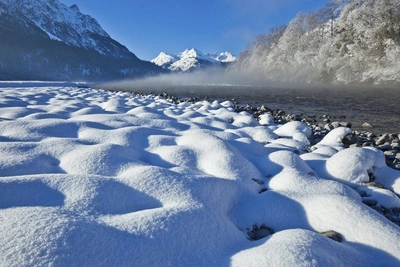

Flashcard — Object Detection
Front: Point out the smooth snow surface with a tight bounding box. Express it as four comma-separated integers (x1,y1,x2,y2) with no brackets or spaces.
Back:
1,86,400,266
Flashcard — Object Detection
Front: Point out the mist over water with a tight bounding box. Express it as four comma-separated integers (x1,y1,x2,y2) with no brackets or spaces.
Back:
100,70,400,134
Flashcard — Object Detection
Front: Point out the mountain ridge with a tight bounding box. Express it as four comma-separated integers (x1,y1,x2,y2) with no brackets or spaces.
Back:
151,48,237,72
0,0,163,81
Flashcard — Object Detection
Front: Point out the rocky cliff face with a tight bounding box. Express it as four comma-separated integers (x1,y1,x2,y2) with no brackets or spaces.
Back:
0,0,163,81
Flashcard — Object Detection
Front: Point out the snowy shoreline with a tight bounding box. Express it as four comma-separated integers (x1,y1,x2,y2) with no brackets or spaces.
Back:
120,89,400,171
1,86,400,266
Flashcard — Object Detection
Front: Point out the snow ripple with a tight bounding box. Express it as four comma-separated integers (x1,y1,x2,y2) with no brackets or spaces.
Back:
0,86,400,266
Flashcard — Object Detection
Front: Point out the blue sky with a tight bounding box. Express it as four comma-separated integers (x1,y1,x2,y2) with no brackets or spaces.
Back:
61,0,330,60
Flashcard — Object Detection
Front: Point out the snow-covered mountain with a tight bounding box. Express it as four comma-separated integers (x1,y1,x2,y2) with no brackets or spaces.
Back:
151,48,237,72
0,0,163,80
207,52,238,63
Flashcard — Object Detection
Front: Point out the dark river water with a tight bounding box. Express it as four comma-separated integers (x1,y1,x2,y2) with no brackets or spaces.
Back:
104,84,400,134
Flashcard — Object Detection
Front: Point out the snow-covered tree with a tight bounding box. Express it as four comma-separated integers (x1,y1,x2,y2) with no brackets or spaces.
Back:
231,0,400,85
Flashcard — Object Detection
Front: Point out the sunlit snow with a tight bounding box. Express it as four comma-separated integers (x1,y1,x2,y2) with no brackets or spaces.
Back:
1,85,400,266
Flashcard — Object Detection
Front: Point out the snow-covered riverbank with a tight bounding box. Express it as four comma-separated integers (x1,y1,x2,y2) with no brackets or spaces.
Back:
1,86,400,266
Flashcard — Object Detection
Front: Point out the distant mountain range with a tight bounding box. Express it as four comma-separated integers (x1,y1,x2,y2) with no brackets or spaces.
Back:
151,48,237,72
0,0,164,81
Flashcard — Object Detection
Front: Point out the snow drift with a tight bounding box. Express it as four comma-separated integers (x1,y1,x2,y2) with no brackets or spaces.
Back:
1,85,400,266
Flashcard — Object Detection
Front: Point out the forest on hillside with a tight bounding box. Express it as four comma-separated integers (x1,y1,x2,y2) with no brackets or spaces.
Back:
232,0,400,85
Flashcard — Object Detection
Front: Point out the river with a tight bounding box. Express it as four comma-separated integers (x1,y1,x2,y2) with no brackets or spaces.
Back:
108,83,400,134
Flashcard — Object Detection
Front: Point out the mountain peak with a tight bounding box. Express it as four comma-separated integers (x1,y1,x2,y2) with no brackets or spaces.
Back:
70,4,80,12
0,0,165,80
0,0,137,57
151,52,178,68
151,48,237,72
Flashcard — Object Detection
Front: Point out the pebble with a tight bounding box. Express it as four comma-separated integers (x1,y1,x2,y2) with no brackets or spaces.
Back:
342,133,358,147
320,230,342,242
362,122,374,128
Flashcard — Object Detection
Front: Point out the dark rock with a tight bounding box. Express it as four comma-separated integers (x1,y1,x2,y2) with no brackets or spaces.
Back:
320,230,342,242
340,122,352,128
251,178,264,185
371,205,385,213
259,188,268,194
247,230,256,239
379,144,392,151
392,207,400,216
342,133,357,146
248,225,274,241
368,171,375,181
363,199,378,206
254,226,273,240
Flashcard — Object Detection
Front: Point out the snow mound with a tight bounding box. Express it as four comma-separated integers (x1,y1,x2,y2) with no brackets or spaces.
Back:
1,86,400,266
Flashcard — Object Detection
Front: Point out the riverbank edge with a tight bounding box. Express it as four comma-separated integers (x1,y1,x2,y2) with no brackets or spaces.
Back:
103,89,400,171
